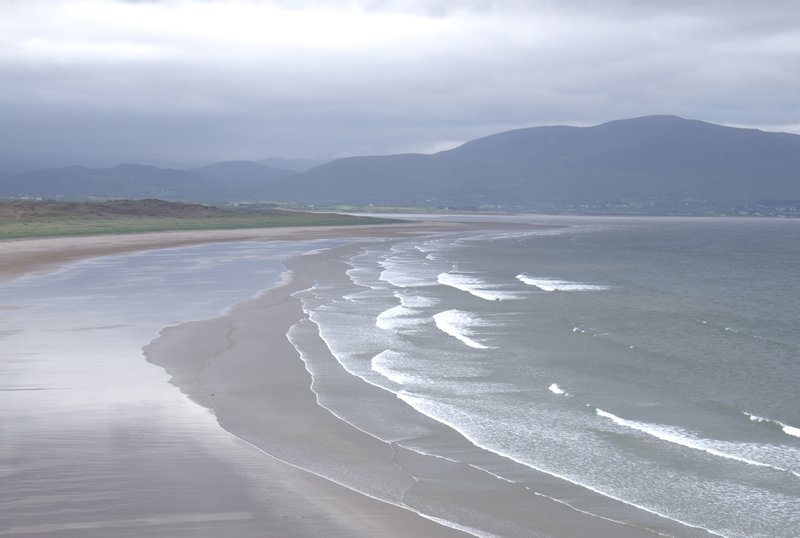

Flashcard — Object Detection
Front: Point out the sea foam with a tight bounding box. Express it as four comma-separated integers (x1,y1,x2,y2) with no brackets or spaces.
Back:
433,310,492,349
393,392,725,538
516,274,608,292
375,292,435,333
745,412,800,439
371,349,416,385
438,271,519,301
596,409,800,477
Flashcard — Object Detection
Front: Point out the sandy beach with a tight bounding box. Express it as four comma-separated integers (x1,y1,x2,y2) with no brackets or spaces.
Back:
143,247,474,537
2,220,666,537
0,221,467,281
0,223,476,538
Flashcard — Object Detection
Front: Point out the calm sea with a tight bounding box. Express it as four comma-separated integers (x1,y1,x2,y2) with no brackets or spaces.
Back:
290,216,800,537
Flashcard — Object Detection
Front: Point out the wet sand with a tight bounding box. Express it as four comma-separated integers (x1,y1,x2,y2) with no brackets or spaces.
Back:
2,220,653,537
143,251,472,537
144,243,672,537
0,222,468,281
0,224,474,538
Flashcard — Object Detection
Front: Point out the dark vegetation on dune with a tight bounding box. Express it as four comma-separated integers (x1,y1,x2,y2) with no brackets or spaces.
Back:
0,199,402,240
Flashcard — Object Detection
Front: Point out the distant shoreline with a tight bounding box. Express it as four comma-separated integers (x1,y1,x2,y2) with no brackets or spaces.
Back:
0,221,470,281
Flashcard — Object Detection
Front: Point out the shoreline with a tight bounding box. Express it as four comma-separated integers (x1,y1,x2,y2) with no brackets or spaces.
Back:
0,221,472,281
144,239,674,537
4,217,793,537
2,219,647,537
0,222,486,537
143,243,473,537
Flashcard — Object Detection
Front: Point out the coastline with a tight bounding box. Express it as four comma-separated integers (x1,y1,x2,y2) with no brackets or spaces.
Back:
3,213,797,536
0,223,481,538
143,246,471,537
0,221,468,281
143,240,674,537
2,219,653,537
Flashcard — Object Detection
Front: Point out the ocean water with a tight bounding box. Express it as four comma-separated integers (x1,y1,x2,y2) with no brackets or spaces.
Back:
4,219,798,537
289,216,800,537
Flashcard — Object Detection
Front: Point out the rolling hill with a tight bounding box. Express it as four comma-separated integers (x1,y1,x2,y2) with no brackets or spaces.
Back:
268,116,800,210
0,161,295,202
2,116,799,213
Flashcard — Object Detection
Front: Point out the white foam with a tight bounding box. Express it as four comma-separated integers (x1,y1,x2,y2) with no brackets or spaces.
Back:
379,266,437,288
376,305,415,332
437,272,519,301
398,293,437,308
371,350,416,385
745,412,800,439
433,310,492,349
376,247,441,289
394,392,724,537
405,441,660,537
597,409,800,477
375,292,436,334
345,266,387,290
300,247,333,256
414,242,448,262
344,248,392,290
516,274,608,292
548,383,568,396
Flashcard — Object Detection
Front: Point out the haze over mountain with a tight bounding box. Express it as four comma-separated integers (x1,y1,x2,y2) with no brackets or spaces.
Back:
2,116,799,214
267,116,800,211
257,158,331,173
0,162,295,202
190,160,294,185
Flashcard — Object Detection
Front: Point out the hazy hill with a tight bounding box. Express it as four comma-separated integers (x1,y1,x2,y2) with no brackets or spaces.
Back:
268,116,800,209
0,164,202,199
0,161,294,201
257,157,330,172
190,160,295,189
0,156,55,175
2,116,799,213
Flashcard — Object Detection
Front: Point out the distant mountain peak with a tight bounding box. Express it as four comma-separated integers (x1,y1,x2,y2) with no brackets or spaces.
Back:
3,117,798,215
265,116,800,212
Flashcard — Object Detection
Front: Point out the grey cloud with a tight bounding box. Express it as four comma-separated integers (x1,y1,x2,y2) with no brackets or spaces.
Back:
1,0,799,166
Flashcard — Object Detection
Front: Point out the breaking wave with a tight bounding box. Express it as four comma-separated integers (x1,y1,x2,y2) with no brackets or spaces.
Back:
433,309,492,349
438,271,520,301
516,274,608,292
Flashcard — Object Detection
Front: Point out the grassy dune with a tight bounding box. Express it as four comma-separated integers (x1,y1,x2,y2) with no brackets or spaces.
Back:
0,199,403,240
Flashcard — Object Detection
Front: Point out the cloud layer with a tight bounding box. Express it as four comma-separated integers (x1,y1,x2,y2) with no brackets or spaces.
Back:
1,0,799,165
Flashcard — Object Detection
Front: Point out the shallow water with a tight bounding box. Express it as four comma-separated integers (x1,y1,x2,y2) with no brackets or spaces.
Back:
290,216,800,537
3,219,798,537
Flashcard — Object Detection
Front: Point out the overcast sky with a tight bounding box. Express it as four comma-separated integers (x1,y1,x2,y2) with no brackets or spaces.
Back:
1,0,799,166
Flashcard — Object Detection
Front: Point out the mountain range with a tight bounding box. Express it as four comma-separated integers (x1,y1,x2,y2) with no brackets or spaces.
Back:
0,161,294,201
2,116,799,213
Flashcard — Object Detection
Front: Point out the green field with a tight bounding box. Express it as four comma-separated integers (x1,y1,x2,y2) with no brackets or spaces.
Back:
0,200,404,240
